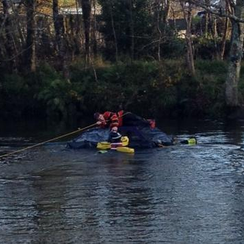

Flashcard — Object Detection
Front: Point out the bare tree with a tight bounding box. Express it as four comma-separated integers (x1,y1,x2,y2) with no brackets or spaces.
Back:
2,0,18,71
128,0,134,60
153,0,171,61
219,0,232,60
79,0,91,64
189,0,244,108
53,0,69,78
225,0,244,107
109,0,118,62
25,0,36,72
180,0,195,76
204,0,210,37
91,0,98,58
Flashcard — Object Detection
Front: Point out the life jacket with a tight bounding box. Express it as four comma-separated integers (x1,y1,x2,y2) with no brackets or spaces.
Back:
117,110,124,126
103,111,119,129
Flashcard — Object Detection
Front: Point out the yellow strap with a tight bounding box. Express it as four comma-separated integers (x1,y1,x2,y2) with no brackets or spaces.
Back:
0,122,97,159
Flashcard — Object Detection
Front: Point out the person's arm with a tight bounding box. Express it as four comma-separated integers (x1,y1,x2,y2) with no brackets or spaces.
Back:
96,120,107,127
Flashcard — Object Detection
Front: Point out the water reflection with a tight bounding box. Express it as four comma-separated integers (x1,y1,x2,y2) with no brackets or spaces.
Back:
0,120,244,243
223,120,244,145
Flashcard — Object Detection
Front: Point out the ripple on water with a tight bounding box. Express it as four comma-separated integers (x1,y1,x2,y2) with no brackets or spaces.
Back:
1,132,244,243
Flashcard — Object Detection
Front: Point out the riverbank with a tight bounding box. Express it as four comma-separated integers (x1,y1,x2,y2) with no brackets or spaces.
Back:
1,59,244,121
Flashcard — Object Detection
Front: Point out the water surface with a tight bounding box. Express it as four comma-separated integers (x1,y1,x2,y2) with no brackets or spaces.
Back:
0,119,244,244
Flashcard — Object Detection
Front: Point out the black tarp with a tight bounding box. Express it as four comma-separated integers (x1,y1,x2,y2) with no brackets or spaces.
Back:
67,126,175,149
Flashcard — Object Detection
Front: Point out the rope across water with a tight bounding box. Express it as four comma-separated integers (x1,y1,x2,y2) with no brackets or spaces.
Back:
0,111,131,159
0,123,97,159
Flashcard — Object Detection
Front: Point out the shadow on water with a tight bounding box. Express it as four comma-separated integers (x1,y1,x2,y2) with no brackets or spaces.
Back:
1,118,244,243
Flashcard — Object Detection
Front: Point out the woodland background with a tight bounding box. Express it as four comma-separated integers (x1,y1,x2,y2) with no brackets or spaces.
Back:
1,0,244,121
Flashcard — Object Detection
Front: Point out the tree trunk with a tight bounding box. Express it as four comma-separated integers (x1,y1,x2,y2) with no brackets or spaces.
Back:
53,0,60,51
128,0,134,60
91,0,98,58
109,1,118,62
53,0,69,78
80,0,91,65
155,0,163,61
225,1,244,107
2,0,17,71
181,1,195,76
154,0,170,61
204,0,210,37
219,16,229,60
156,2,162,61
219,0,232,60
25,0,36,72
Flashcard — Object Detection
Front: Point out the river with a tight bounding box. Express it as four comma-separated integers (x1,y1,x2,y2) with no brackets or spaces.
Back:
0,119,244,244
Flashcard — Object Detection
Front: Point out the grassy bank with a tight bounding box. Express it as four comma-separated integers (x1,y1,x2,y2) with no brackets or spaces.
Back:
1,59,243,121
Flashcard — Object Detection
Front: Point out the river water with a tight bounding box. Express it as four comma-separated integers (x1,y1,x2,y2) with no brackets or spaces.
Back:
0,119,244,244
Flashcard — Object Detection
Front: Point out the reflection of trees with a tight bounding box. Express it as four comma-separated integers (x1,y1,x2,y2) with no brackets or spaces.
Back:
31,167,68,242
0,176,38,242
224,120,244,144
3,146,244,243
228,183,244,241
32,163,104,243
98,156,155,241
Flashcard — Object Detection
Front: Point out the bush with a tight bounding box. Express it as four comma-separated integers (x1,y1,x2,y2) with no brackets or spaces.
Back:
194,37,231,60
160,37,185,59
32,64,82,119
0,59,234,120
195,59,227,75
0,74,32,117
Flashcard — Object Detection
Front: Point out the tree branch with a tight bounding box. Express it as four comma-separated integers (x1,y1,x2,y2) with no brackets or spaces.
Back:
189,0,244,23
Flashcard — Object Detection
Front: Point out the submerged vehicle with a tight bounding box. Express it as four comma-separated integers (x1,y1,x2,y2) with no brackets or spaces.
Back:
67,126,176,150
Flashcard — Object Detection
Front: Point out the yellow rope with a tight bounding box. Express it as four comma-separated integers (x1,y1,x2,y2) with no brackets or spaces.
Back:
0,111,132,159
0,122,97,159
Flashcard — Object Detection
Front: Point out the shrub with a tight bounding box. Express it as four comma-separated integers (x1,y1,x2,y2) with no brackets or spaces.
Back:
0,59,234,120
1,74,32,117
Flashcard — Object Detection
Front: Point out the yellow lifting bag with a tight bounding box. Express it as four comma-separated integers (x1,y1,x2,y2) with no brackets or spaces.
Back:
97,136,130,150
